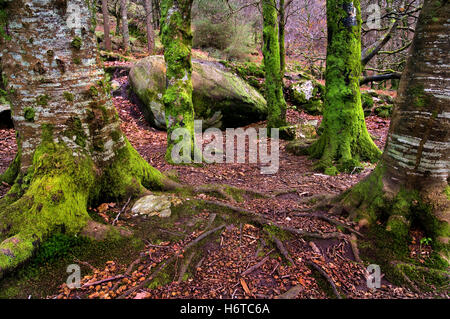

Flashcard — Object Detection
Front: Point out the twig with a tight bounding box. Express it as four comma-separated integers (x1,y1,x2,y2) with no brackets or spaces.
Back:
241,249,274,277
112,196,131,226
82,275,125,288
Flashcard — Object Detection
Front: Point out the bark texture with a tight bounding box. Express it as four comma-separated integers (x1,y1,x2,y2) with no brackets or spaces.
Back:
339,0,449,263
144,0,155,54
308,0,380,174
121,0,129,51
102,0,112,51
262,0,287,130
160,0,196,163
0,0,173,278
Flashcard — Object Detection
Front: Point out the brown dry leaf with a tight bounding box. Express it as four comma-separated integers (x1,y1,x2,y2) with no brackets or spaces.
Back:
240,278,251,296
97,203,110,214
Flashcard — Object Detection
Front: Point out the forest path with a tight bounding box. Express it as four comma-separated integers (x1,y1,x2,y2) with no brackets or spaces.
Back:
1,67,440,299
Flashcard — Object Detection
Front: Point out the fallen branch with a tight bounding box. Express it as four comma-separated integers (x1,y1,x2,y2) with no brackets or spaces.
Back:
264,231,295,265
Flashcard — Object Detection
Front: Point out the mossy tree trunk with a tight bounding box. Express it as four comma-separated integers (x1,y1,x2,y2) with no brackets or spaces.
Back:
278,0,286,77
262,0,287,130
101,0,112,51
308,0,380,174
121,0,130,51
339,0,449,263
160,0,196,163
0,0,175,278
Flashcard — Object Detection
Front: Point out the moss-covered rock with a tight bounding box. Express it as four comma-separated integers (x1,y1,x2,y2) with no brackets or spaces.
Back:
288,79,324,115
129,55,268,130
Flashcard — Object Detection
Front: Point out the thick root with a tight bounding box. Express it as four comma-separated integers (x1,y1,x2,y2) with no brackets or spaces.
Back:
0,137,178,277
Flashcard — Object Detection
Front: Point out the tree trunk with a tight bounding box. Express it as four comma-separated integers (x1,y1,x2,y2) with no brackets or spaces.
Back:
278,0,286,77
121,0,129,52
0,0,175,278
160,0,196,163
262,0,287,130
102,0,112,51
308,0,380,174
339,0,449,263
144,0,155,54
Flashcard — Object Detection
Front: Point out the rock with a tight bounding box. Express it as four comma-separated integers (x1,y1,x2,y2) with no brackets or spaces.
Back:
274,285,303,299
129,55,267,130
131,195,172,218
288,79,324,115
285,120,320,154
280,120,319,141
110,80,121,93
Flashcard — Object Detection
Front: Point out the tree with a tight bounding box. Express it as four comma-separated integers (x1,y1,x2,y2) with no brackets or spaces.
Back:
0,0,176,277
144,0,155,54
160,0,196,163
308,0,380,174
338,0,449,264
102,0,112,51
121,0,130,51
262,0,287,130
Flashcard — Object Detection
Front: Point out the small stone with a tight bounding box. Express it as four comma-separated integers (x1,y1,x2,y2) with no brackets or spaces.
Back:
131,195,172,218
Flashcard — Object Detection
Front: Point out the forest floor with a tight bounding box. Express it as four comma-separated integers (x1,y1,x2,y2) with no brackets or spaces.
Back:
0,63,446,300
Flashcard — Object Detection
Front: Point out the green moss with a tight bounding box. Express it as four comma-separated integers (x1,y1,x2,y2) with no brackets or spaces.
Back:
307,0,381,173
101,138,165,200
324,166,338,176
63,117,87,147
73,57,81,65
63,91,74,102
71,36,82,50
262,0,287,130
0,139,21,185
36,94,50,106
23,107,35,122
110,130,122,142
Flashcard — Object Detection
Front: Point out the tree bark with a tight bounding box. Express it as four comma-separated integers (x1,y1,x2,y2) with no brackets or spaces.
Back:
262,0,287,130
278,0,286,77
102,0,112,51
160,0,197,163
120,0,129,52
340,0,449,263
0,0,174,278
308,0,380,174
144,0,155,54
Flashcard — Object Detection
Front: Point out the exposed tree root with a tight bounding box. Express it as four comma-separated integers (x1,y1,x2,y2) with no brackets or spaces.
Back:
292,211,363,237
118,224,226,299
349,234,362,263
265,231,294,264
306,260,342,299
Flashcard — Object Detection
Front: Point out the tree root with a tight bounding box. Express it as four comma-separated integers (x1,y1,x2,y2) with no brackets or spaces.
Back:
118,224,226,299
293,211,363,237
306,260,342,299
202,200,348,241
265,231,295,264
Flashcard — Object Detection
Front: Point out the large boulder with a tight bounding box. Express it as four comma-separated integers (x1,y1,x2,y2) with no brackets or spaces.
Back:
129,56,267,130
